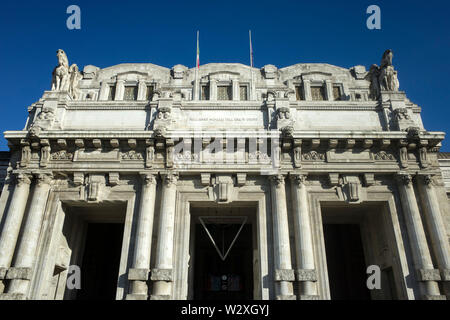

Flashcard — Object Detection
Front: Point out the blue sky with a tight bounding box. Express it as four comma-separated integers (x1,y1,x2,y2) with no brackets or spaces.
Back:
0,0,449,151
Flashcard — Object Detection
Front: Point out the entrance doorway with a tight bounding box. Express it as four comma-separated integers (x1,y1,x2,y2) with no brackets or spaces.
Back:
323,224,370,300
76,223,124,300
321,204,399,300
190,207,255,300
55,203,126,300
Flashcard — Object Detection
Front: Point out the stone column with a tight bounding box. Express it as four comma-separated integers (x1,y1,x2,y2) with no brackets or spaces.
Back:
115,79,125,101
126,174,158,300
325,80,334,101
6,173,52,297
150,173,178,300
209,79,218,101
417,175,450,297
270,174,295,300
0,173,32,293
232,79,240,101
137,80,147,101
303,80,312,101
290,174,318,300
98,81,109,101
396,173,443,300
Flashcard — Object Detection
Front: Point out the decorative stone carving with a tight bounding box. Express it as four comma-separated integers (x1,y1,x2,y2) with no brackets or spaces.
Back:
262,64,278,79
341,175,361,202
397,173,412,186
15,172,32,186
248,151,270,162
379,50,400,92
171,64,187,79
419,146,429,169
399,146,409,169
40,140,51,167
142,173,157,186
374,151,395,161
35,173,53,186
302,151,325,161
200,173,211,186
274,269,295,282
109,172,120,186
295,269,317,282
293,139,302,168
163,173,178,187
150,269,173,281
51,49,82,99
328,173,340,186
20,140,31,167
417,269,441,282
73,172,84,186
121,150,144,160
145,140,155,168
270,175,285,188
51,49,70,91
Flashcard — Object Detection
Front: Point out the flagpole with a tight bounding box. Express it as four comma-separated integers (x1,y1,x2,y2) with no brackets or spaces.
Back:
195,30,199,100
249,30,255,100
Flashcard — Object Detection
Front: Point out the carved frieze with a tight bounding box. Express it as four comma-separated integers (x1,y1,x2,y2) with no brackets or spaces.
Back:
302,151,325,161
121,150,144,160
374,151,395,161
51,150,74,161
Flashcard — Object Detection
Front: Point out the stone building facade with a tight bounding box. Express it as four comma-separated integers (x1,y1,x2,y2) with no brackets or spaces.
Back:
0,50,449,300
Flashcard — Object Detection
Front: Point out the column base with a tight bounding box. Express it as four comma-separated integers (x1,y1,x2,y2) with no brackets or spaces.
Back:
299,295,320,300
423,295,446,300
125,293,148,300
150,295,171,300
276,295,296,300
0,293,26,300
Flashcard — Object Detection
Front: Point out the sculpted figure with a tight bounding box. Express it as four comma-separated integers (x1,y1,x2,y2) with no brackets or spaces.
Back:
51,49,70,91
378,50,400,91
68,64,83,100
368,64,381,99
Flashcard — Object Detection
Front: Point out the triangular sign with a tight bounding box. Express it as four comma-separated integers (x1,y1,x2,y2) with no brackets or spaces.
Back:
199,216,248,261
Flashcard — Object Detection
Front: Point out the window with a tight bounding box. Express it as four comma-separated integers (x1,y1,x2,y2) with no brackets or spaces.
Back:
239,86,248,100
311,86,325,101
146,85,154,101
108,85,116,101
295,86,305,100
201,85,209,100
217,85,232,100
124,86,138,101
333,86,342,101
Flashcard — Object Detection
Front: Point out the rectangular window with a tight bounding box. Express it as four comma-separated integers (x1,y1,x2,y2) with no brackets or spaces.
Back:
239,86,248,100
146,85,154,101
124,86,138,101
201,85,209,100
217,86,232,100
295,86,305,100
333,86,342,101
311,86,325,101
108,85,116,101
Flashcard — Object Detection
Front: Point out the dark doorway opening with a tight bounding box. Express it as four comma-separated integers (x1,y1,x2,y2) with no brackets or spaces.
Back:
193,223,253,300
76,223,124,300
323,224,371,300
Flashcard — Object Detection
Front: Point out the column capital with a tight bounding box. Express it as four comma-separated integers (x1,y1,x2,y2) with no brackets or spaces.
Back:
290,173,308,185
34,172,53,186
141,173,157,186
270,174,285,188
13,172,32,186
163,172,179,187
396,173,412,186
417,174,435,187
